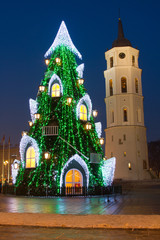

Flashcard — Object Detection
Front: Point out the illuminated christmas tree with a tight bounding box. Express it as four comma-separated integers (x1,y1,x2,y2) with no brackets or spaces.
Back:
15,21,115,195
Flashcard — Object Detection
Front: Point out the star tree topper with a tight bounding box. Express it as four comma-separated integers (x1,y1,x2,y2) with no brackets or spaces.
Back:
44,21,82,59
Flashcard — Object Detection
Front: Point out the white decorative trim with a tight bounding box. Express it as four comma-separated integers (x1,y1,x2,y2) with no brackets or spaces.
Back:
48,73,63,96
95,122,102,138
11,159,20,184
76,94,92,120
102,157,116,186
45,21,82,59
29,99,38,123
76,64,84,78
60,154,89,188
20,135,40,168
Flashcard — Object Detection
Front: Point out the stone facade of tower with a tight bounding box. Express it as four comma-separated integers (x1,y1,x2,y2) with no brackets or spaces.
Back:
104,19,150,180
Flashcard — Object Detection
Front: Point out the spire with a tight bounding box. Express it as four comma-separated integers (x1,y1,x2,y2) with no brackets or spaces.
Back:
44,21,82,59
112,18,132,48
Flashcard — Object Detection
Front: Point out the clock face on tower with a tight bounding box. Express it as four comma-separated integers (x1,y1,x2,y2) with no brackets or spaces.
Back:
119,52,126,59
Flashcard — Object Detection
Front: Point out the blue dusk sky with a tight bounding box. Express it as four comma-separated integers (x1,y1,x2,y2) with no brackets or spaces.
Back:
0,0,159,145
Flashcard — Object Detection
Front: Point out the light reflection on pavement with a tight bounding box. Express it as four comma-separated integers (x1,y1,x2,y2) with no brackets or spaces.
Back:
0,183,160,215
0,195,123,214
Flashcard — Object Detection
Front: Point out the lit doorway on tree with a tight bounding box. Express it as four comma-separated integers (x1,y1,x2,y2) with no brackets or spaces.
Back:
65,169,83,195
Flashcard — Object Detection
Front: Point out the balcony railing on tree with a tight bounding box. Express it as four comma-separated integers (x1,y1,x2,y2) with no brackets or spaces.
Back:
42,126,59,136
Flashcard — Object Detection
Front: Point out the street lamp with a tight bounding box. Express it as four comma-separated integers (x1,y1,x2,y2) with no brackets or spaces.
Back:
44,152,51,160
99,137,104,145
92,110,98,118
85,122,92,130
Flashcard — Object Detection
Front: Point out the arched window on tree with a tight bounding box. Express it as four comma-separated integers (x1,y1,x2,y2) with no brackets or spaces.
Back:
123,108,128,122
109,79,113,96
26,146,36,168
121,77,127,93
51,83,60,97
135,78,138,93
80,104,87,121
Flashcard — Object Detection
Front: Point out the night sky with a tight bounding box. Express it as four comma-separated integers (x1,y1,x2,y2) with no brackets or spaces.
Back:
0,0,159,145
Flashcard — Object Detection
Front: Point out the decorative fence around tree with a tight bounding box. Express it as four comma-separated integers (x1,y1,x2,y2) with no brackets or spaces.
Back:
2,185,122,197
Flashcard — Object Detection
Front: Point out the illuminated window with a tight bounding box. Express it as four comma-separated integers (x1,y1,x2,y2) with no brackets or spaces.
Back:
51,83,60,97
109,79,113,96
26,146,35,168
124,152,126,157
65,169,83,194
123,108,128,122
132,55,135,66
121,77,127,93
135,78,138,93
110,57,113,68
80,104,87,121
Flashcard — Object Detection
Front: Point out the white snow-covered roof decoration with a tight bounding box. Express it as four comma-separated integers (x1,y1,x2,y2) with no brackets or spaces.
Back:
102,157,116,186
45,21,82,59
29,99,38,123
95,122,102,138
76,94,92,120
48,73,63,96
11,159,20,184
20,135,40,168
76,64,84,78
60,154,89,188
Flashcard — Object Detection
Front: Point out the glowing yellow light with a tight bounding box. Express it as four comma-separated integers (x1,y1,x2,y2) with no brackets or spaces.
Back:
44,152,51,160
80,105,87,121
55,57,61,64
128,162,131,170
34,113,40,119
77,78,84,85
28,121,33,127
45,59,50,65
85,122,92,130
39,85,45,92
92,110,98,117
67,97,72,105
22,131,28,136
4,160,8,166
99,137,104,145
14,163,19,169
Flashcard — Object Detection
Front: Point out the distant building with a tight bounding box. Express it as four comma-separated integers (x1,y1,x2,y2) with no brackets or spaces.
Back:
104,19,150,180
0,143,20,182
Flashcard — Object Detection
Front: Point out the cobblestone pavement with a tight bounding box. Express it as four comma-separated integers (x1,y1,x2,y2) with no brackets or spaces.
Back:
0,226,160,240
0,183,160,214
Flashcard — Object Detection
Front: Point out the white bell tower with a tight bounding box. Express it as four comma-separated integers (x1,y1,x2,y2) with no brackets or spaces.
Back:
104,19,150,180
